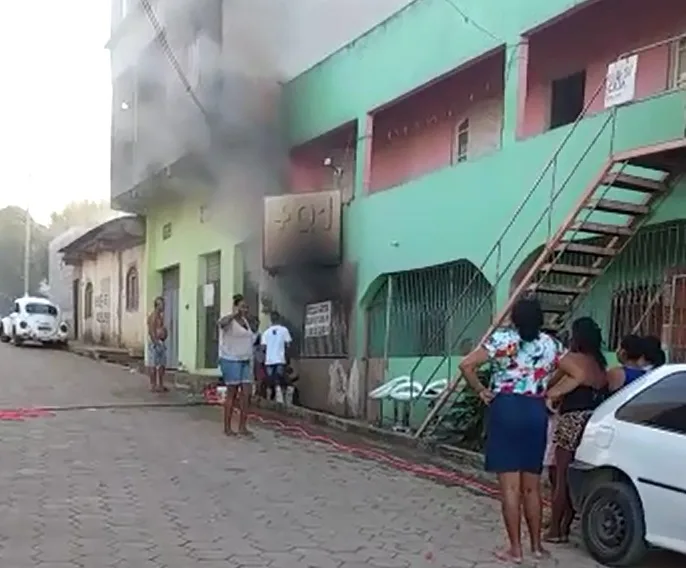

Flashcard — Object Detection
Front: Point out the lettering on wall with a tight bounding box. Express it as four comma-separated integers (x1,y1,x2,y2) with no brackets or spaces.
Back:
263,190,342,270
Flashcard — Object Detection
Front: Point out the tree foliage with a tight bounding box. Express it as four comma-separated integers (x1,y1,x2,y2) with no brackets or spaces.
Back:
0,200,113,314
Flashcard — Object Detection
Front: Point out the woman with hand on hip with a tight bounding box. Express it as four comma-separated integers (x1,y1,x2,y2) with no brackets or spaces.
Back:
217,294,257,436
459,297,584,564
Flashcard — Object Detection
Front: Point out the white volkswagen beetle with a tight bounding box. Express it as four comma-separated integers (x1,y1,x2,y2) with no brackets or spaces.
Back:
0,296,69,347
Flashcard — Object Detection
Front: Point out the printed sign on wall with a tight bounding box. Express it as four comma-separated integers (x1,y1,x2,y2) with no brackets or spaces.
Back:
604,55,638,108
304,301,332,338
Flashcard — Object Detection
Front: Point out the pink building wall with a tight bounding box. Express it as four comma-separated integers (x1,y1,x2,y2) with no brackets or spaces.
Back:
289,126,357,200
369,51,505,192
522,0,686,138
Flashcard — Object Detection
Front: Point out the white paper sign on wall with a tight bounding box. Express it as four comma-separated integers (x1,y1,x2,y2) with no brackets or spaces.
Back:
604,55,638,108
203,283,215,307
304,301,332,338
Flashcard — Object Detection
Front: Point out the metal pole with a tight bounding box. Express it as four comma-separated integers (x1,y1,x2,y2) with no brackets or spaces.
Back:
381,274,393,378
23,206,31,296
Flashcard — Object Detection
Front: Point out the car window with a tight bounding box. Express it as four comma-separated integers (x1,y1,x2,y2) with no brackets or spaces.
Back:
25,303,58,316
615,371,686,435
13,302,19,313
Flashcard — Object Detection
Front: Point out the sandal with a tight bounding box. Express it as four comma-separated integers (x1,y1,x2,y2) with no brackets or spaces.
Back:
543,534,569,544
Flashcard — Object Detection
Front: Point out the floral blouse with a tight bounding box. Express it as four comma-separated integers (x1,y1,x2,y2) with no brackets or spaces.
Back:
483,327,563,396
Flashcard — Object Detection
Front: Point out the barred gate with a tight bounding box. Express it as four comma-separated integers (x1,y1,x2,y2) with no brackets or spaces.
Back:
366,260,493,359
572,221,686,359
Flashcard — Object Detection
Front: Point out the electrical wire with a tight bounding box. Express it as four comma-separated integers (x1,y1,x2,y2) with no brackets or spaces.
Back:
138,0,210,122
15,396,550,507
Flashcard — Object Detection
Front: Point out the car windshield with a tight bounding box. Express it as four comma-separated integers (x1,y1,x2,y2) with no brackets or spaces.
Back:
25,303,57,316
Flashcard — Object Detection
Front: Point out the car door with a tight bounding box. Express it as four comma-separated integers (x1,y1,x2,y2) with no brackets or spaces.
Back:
613,370,686,551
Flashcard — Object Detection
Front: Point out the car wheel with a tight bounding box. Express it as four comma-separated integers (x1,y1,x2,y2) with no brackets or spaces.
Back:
581,480,648,567
0,330,9,343
12,329,23,347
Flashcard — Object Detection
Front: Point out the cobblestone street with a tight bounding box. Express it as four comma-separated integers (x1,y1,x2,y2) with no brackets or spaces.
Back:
0,343,682,567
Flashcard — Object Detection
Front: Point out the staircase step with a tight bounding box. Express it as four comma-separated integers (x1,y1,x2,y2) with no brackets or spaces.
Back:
556,243,618,257
530,282,590,295
590,199,649,215
605,172,666,193
541,263,603,276
574,221,634,237
542,303,569,314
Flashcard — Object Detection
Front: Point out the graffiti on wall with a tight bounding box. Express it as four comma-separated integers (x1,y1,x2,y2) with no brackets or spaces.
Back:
327,359,360,417
95,278,111,341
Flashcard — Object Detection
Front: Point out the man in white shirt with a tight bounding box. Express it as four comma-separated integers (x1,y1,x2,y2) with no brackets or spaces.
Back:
261,311,292,402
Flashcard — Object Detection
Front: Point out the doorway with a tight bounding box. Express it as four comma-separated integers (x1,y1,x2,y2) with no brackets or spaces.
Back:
72,278,80,340
550,70,586,129
161,266,180,369
200,252,221,369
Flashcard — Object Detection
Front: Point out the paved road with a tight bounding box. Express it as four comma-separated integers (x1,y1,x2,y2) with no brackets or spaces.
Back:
0,343,683,568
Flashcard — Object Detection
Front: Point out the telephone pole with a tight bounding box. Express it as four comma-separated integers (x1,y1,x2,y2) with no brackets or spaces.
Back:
23,204,31,297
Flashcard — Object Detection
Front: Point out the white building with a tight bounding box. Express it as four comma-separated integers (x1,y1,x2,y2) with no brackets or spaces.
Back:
58,216,146,351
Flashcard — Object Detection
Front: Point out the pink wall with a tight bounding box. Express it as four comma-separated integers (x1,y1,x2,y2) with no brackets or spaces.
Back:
522,0,686,138
289,126,357,200
369,51,505,192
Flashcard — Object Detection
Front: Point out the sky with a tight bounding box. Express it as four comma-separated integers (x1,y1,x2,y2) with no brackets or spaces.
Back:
0,1,111,225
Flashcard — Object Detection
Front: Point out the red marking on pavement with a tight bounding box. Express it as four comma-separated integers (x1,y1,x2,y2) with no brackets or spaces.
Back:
202,386,520,501
0,408,54,421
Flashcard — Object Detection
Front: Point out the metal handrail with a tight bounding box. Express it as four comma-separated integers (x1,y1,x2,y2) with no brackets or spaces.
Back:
411,32,686,437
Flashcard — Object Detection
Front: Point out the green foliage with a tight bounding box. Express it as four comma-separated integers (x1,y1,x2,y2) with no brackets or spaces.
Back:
0,200,111,314
429,370,489,451
48,200,112,237
0,207,50,313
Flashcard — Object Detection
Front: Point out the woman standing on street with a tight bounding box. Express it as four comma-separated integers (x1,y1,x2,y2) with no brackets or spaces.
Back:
544,317,608,544
217,294,257,436
460,297,584,564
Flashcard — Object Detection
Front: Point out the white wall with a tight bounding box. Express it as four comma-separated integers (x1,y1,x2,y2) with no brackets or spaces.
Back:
79,244,146,350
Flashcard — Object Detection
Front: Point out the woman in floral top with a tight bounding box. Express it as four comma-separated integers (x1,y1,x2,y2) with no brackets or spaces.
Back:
459,297,584,564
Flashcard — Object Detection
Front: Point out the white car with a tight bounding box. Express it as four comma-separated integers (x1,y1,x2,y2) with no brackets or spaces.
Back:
0,296,69,348
568,364,686,566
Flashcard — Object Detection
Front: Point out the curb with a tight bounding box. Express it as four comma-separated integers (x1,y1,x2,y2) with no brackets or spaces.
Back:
65,352,496,488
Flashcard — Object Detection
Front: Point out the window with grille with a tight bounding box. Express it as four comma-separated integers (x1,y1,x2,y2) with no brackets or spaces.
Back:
608,285,663,350
125,266,139,312
670,38,686,88
454,118,469,163
367,261,493,358
84,282,94,320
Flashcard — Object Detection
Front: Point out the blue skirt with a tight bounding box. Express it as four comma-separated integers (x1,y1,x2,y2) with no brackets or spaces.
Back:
485,393,548,474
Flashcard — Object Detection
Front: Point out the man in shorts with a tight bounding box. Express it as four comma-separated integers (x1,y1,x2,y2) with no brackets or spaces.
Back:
261,311,292,403
147,296,168,392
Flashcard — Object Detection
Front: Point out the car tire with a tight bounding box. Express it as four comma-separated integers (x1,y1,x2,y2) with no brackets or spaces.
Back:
12,329,23,347
581,480,648,567
0,330,9,343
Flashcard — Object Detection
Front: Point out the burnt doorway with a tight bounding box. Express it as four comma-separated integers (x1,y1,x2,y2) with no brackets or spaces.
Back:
72,278,80,339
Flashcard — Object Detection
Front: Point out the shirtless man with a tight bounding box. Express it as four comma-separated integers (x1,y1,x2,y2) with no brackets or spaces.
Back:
147,296,168,392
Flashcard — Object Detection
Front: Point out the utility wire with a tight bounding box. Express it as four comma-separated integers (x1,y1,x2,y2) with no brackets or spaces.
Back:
138,0,210,122
440,0,504,43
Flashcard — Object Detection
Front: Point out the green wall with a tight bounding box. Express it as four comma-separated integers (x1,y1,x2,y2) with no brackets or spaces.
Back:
145,196,243,374
282,0,686,364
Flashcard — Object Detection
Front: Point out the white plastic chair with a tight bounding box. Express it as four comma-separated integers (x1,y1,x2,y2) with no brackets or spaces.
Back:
388,380,424,402
420,378,449,399
368,375,410,399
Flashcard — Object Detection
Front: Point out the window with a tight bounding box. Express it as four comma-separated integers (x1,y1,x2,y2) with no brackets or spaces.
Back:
25,303,58,316
84,282,94,320
608,284,663,349
454,118,469,163
616,371,686,435
125,266,140,312
13,302,19,314
550,70,586,129
670,38,686,88
162,222,172,240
